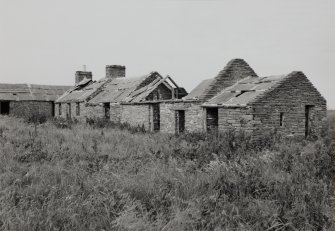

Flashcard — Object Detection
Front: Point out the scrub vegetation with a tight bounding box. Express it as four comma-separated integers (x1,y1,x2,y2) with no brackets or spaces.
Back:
0,113,334,231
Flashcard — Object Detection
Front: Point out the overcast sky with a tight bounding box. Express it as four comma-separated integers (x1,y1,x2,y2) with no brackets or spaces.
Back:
1,0,334,108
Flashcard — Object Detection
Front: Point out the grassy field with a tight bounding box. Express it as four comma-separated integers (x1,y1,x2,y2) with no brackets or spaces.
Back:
0,114,334,231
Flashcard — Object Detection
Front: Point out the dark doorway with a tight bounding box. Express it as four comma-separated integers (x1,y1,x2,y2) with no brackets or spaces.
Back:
152,104,160,131
175,110,185,134
206,108,218,132
66,103,71,120
305,105,314,138
104,103,110,119
0,101,10,115
51,102,55,117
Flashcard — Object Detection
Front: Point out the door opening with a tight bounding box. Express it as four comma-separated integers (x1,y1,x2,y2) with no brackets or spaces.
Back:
152,104,160,131
206,108,218,132
104,103,110,119
0,101,10,115
67,103,71,120
175,110,185,134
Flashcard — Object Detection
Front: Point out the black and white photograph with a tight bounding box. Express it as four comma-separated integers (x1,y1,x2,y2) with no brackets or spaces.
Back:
0,0,334,230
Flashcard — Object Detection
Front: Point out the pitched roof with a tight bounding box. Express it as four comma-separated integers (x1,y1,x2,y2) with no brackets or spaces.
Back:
185,59,258,101
183,79,213,100
0,83,71,101
204,75,287,107
88,74,154,104
57,72,167,104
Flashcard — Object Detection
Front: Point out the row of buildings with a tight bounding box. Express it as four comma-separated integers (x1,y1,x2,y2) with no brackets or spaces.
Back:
0,59,327,137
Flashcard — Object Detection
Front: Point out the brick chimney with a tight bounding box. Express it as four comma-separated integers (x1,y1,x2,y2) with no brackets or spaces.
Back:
75,71,92,84
106,65,126,78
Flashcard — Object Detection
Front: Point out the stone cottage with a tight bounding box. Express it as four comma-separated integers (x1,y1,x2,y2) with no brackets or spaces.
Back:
0,83,71,118
56,65,187,131
56,59,327,138
160,59,327,138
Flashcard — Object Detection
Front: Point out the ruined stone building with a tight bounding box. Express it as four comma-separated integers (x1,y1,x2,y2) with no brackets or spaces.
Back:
56,59,327,138
56,65,187,131
0,83,71,117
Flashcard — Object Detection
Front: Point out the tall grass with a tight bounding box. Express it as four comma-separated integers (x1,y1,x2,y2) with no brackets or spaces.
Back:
0,114,334,230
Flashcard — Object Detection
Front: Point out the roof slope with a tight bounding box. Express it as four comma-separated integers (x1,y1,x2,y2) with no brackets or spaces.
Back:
184,59,258,101
88,73,159,104
204,75,287,107
57,78,110,103
0,83,71,101
58,72,166,104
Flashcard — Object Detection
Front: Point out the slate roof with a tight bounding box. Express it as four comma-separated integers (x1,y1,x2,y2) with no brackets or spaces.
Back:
0,83,71,101
57,78,108,103
57,72,169,104
88,74,155,104
204,75,287,107
183,79,213,100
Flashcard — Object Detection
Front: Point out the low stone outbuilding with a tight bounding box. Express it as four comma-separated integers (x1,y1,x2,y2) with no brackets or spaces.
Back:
0,83,71,118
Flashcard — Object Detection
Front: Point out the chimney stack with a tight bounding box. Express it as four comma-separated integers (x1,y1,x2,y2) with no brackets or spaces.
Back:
75,70,92,84
106,65,126,79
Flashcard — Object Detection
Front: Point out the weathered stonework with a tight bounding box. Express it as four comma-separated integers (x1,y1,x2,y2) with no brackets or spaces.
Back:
10,101,55,118
249,72,327,138
160,101,204,133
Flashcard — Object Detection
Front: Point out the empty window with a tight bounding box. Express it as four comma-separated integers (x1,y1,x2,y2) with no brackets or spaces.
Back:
104,103,110,119
175,110,185,134
0,101,10,115
76,103,80,116
279,112,284,127
59,104,62,115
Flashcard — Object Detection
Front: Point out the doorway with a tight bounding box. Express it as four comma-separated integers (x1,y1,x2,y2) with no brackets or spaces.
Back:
152,104,160,131
206,108,218,132
175,110,185,134
104,103,110,119
0,101,10,115
66,103,71,120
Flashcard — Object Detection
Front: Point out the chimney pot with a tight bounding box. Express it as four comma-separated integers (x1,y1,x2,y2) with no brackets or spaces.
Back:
106,65,126,79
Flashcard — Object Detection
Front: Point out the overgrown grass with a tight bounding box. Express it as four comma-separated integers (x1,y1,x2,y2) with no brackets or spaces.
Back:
0,113,334,230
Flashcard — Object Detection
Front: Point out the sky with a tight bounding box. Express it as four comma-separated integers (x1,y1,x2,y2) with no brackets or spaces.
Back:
0,0,334,108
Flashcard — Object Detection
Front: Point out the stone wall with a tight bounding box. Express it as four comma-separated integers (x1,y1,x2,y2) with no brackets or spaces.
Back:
55,102,104,121
120,104,151,130
249,72,327,138
217,107,254,133
160,101,204,133
10,101,54,118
